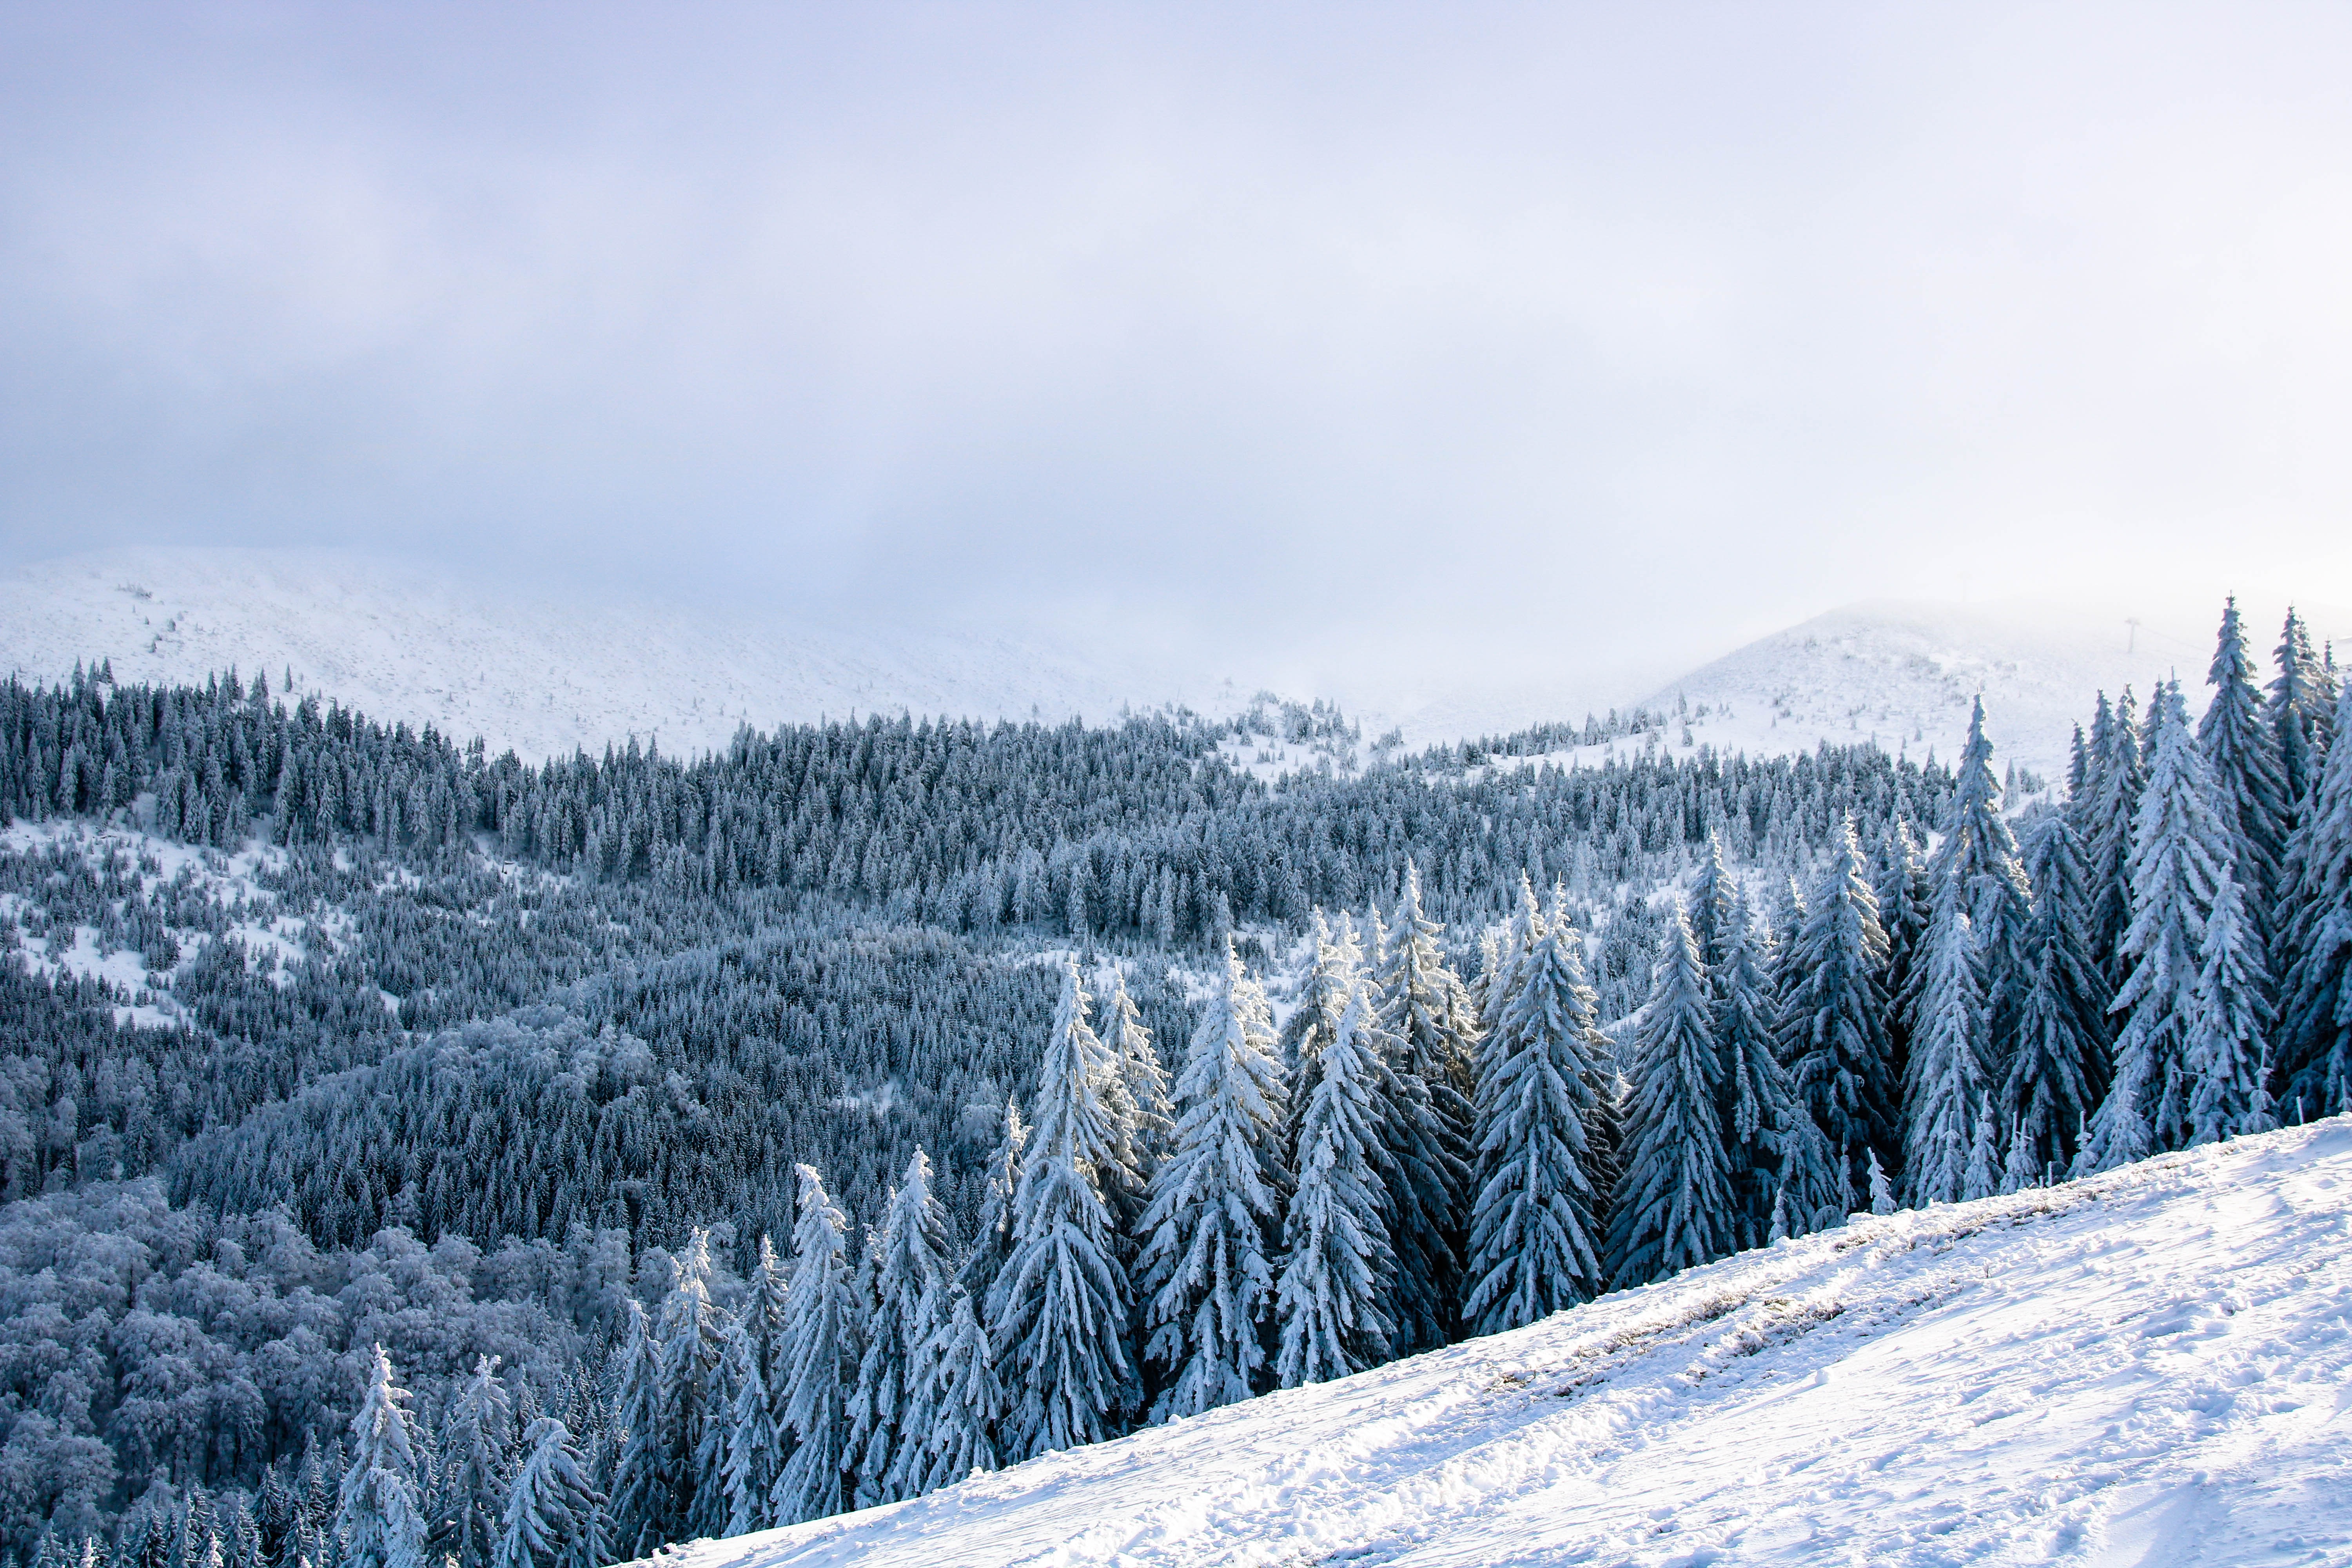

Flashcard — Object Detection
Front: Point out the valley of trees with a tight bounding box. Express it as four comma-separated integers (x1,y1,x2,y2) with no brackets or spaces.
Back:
0,601,2342,1568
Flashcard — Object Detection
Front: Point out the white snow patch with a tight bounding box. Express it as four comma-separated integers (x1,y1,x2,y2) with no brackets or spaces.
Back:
655,1118,2352,1567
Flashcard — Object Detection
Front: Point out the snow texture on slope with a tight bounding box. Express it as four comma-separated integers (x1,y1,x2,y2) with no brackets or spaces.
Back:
1634,597,2350,783
0,548,1249,762
654,1118,2352,1568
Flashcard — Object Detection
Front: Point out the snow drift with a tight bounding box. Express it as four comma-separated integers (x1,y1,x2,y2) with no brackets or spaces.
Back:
658,1119,2352,1567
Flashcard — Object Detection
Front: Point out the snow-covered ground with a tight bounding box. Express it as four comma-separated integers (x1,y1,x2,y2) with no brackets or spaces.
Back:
662,1119,2352,1568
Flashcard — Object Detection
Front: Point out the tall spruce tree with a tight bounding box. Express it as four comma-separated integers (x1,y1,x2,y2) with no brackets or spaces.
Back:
659,1229,733,1541
1775,819,1894,1228
1903,886,1994,1205
957,1099,1027,1309
1713,883,1792,1250
917,1291,1004,1491
2186,866,2275,1145
847,1151,953,1507
1098,968,1172,1244
2003,814,2111,1178
1872,821,1932,1093
1608,905,1734,1287
1138,938,1288,1421
2082,689,2147,985
1275,982,1398,1384
1464,895,1615,1332
773,1165,856,1526
2200,597,2291,930
2277,681,2352,1121
335,1347,428,1568
1278,911,1361,1166
720,1237,791,1535
492,1419,602,1568
428,1357,513,1568
1372,864,1475,1350
1931,699,2033,1084
990,959,1137,1458
2274,607,2334,817
2083,684,2230,1167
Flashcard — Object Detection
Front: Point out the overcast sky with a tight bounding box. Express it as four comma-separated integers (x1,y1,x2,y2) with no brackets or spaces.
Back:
5,2,2350,695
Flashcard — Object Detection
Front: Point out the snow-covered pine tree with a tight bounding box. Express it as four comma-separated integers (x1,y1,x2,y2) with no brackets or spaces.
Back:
605,1300,665,1556
336,1347,428,1568
2186,865,2274,1145
956,1098,1027,1308
2273,606,2335,818
1138,938,1288,1421
659,1228,733,1540
1902,884,1993,1205
990,959,1137,1459
2082,689,2147,985
2277,677,2352,1121
2200,597,2291,930
1688,835,1741,980
493,1418,603,1568
1277,910,1357,1165
1775,819,1894,1229
1463,895,1614,1332
2002,814,2110,1178
1930,699,2033,1084
1275,980,1398,1384
1098,967,1172,1243
428,1356,512,1568
773,1164,856,1525
847,1150,953,1507
2102,682,2230,1156
1872,821,1932,1092
1712,882,1792,1250
917,1290,1004,1490
721,1236,791,1535
1606,904,1734,1287
1372,863,1476,1351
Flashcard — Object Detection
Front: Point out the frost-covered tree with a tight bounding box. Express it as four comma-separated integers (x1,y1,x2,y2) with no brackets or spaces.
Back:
2273,606,2336,818
721,1237,791,1535
1903,888,1993,1206
661,1229,733,1541
1278,911,1361,1163
1372,864,1475,1350
991,960,1136,1459
1712,884,1791,1250
2187,867,2274,1145
848,1151,953,1507
2276,682,2352,1122
1138,938,1287,1421
2080,689,2147,985
336,1347,428,1568
2002,815,2110,1178
605,1301,664,1554
1607,905,1733,1287
1098,968,1172,1243
429,1357,512,1568
2102,683,2230,1156
1276,982,1397,1384
1775,820,1893,1227
492,1419,602,1568
1873,821,1932,1090
2200,597,2290,925
957,1099,1027,1309
917,1290,1003,1491
1464,895,1614,1332
773,1165,856,1526
1931,699,2033,1073
1688,839,1741,980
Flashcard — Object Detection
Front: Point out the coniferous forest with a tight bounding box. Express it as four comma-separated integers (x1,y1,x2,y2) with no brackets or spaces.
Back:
0,600,2343,1568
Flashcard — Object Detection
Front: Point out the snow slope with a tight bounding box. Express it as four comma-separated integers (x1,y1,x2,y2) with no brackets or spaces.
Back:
0,548,1247,762
662,1120,2352,1568
1634,597,2351,783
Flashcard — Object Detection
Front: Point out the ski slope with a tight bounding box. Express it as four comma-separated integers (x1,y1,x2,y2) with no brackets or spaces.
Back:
664,1120,2352,1568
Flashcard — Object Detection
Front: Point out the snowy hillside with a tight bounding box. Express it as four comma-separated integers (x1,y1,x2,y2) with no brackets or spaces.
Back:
1632,597,2350,782
662,1120,2352,1568
0,548,1248,762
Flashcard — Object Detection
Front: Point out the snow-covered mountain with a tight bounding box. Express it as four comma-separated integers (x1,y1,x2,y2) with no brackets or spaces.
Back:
0,548,1258,761
4,548,2339,778
654,1119,2352,1568
1633,596,2348,783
